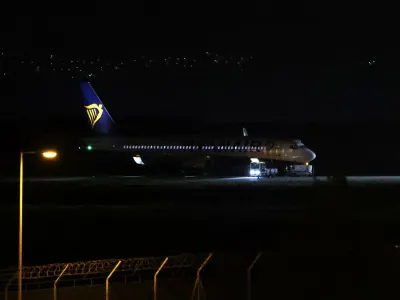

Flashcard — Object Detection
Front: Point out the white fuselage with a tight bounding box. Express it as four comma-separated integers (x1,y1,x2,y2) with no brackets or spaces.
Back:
83,136,316,165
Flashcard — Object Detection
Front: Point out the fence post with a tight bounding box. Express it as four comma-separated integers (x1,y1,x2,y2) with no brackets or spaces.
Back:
106,261,121,300
154,257,168,300
247,252,262,300
191,253,212,300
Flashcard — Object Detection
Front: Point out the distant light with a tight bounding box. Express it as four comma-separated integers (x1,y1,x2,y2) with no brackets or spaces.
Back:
87,145,92,151
42,151,57,159
133,156,145,165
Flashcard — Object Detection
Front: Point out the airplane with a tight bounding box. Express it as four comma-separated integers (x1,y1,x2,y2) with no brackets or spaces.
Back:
80,82,316,175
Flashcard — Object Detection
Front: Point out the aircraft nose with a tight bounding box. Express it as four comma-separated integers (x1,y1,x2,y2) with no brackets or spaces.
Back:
305,148,316,162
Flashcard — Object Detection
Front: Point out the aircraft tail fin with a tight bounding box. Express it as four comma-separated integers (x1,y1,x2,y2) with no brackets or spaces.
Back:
81,82,115,135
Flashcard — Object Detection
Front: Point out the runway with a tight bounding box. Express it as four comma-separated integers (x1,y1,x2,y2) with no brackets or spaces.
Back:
2,175,400,187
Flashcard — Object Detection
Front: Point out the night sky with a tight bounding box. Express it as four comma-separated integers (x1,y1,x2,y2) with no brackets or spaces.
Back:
1,10,398,124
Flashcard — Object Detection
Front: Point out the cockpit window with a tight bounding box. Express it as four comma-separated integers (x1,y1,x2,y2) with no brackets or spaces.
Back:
291,141,305,149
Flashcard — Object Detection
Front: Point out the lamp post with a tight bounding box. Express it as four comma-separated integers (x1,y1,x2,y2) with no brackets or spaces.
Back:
18,150,58,300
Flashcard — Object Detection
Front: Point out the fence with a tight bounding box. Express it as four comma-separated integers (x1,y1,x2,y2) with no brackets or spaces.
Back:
0,252,272,300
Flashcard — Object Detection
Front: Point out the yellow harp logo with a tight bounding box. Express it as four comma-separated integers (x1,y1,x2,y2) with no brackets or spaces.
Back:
85,104,103,128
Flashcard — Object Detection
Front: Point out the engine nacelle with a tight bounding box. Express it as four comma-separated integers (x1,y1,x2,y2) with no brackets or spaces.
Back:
133,155,145,165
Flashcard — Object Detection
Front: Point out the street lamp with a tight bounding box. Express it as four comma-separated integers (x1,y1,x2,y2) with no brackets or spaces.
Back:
18,150,58,300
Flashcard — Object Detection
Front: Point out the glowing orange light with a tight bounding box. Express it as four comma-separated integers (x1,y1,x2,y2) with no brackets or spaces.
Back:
42,151,58,159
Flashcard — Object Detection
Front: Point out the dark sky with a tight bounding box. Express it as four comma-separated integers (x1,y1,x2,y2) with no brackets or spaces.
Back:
3,8,400,123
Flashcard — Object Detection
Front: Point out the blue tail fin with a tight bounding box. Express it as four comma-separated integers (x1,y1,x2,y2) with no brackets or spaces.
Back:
81,82,115,135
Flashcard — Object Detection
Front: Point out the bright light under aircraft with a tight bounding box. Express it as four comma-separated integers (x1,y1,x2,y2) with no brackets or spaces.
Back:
41,151,58,159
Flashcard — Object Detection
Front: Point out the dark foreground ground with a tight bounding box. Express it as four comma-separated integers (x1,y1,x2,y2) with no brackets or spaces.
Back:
1,179,400,299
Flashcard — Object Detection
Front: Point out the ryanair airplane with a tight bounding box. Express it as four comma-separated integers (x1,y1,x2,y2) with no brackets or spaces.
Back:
81,82,316,175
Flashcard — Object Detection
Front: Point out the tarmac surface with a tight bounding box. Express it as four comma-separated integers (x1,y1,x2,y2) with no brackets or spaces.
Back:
1,175,400,187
